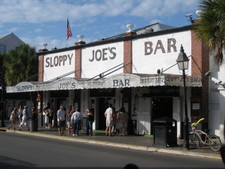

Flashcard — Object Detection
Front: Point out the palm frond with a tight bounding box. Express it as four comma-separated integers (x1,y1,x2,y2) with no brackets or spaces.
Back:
194,0,225,65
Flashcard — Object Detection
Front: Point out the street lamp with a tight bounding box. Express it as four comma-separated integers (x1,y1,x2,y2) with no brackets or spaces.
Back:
176,45,190,149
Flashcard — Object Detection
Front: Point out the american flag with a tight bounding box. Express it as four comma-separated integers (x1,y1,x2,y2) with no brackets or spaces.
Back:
66,19,72,40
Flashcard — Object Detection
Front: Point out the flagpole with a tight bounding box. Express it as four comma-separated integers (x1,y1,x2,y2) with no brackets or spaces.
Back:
66,39,69,48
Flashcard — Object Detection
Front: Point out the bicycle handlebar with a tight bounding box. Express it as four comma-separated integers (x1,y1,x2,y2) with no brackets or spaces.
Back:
191,118,205,127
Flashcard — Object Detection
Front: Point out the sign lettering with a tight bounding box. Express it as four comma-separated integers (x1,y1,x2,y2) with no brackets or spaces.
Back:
140,77,164,84
89,47,116,62
58,82,76,89
145,38,177,55
113,79,130,87
45,54,73,68
17,85,33,92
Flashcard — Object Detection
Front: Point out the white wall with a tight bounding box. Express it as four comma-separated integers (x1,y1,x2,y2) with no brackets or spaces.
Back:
136,97,151,135
81,42,124,78
208,48,225,138
132,30,192,75
81,90,89,114
173,97,181,137
43,50,75,81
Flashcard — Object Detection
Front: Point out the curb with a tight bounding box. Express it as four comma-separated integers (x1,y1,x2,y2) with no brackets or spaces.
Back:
2,128,221,160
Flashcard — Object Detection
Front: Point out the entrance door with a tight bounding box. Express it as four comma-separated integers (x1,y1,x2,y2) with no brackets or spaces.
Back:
98,98,112,130
151,97,173,120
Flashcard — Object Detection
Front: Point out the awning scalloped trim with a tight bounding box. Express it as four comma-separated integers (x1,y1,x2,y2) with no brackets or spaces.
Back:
6,73,202,93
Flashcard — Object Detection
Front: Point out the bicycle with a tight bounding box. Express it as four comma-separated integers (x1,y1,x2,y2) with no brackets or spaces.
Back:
189,118,222,152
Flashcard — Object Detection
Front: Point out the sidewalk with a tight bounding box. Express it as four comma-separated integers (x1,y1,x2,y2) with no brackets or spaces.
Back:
0,121,221,160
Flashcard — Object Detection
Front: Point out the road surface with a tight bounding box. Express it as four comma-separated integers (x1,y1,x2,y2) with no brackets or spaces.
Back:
0,132,224,169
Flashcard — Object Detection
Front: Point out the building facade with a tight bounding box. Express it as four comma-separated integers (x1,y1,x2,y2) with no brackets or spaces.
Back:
7,23,210,137
208,49,225,142
0,32,24,53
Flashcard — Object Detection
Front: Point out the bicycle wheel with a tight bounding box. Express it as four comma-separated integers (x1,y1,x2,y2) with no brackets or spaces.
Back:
208,135,221,152
189,133,200,149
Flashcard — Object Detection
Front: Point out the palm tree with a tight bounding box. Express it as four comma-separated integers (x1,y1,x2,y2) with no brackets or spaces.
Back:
194,0,225,65
3,43,37,86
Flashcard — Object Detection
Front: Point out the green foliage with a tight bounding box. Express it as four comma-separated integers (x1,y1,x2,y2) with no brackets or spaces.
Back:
194,0,225,64
3,44,37,86
0,53,5,86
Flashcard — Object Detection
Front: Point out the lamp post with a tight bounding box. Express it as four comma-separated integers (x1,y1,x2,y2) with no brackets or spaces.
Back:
176,45,190,149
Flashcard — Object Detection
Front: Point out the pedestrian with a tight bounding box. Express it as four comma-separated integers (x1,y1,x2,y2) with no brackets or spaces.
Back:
116,107,128,136
16,105,23,124
104,104,113,136
43,107,49,128
8,107,17,130
52,108,57,128
111,108,117,136
86,108,94,136
71,108,82,136
66,105,74,135
19,105,30,131
57,105,66,136
31,104,38,131
48,107,53,129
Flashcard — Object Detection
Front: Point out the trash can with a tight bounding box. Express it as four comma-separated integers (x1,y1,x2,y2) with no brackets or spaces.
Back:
153,117,177,147
30,119,38,132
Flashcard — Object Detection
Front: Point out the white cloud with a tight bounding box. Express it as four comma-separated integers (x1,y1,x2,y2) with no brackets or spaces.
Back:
130,0,199,18
21,35,77,51
0,0,199,23
21,36,46,49
35,28,42,33
102,0,133,16
149,19,162,25
8,27,19,33
3,0,200,50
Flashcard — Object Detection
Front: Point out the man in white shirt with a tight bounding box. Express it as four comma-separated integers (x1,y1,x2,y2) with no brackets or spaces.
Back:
57,105,66,136
104,104,113,136
71,108,83,136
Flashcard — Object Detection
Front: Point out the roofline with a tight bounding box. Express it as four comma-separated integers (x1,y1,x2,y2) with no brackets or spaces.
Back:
36,24,193,56
0,32,12,39
0,32,24,44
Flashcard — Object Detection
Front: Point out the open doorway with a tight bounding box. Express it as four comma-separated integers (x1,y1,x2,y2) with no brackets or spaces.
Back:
98,98,112,130
150,97,173,134
151,97,173,120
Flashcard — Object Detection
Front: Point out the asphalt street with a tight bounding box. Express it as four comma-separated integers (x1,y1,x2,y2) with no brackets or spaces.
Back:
0,132,224,169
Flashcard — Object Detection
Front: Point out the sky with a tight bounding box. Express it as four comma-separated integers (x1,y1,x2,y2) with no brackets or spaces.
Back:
0,0,202,51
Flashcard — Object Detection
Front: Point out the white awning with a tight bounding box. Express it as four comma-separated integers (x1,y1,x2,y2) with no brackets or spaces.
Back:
6,73,202,93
